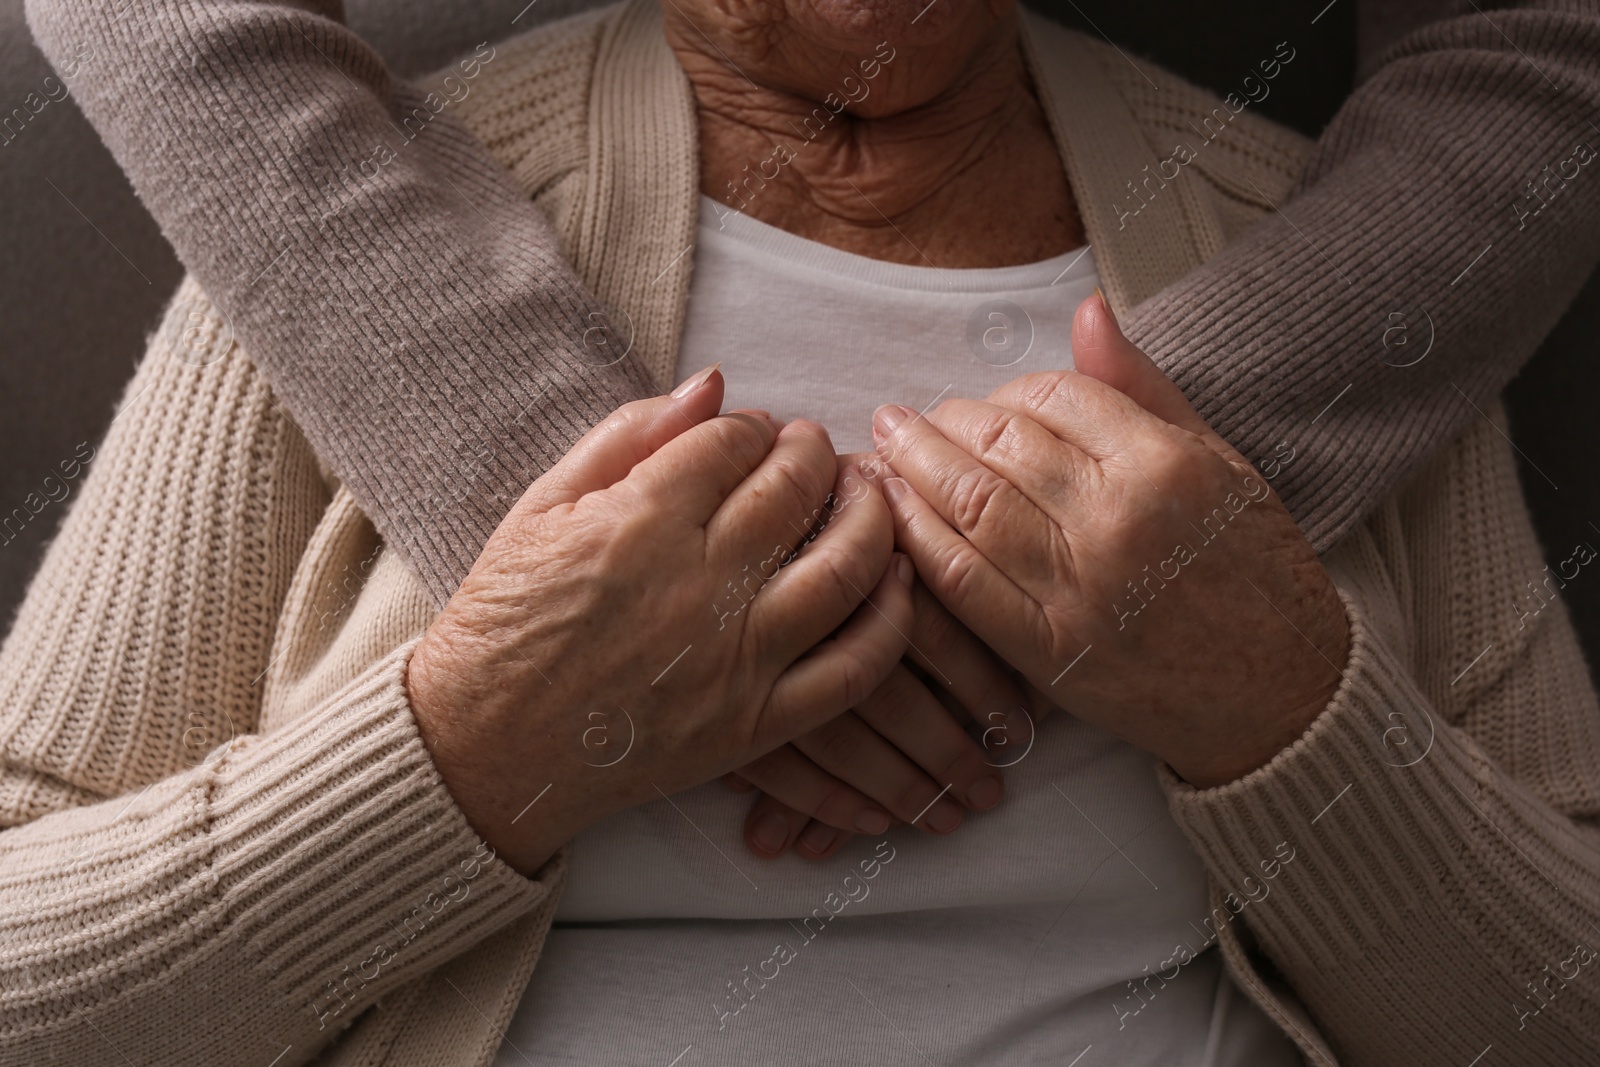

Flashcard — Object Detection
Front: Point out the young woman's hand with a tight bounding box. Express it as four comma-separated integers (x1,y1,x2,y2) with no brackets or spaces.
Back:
406,368,913,876
870,297,1351,789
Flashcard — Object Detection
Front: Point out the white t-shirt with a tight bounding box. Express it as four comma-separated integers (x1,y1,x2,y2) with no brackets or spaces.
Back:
491,199,1299,1066
683,197,1096,453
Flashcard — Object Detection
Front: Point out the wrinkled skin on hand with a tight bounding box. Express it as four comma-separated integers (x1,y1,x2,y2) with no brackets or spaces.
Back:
407,368,913,875
870,296,1351,789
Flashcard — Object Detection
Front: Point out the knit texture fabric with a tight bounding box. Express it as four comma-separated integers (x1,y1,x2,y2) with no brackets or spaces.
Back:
21,0,1600,606
0,279,566,1067
22,0,659,607
4,6,1600,1066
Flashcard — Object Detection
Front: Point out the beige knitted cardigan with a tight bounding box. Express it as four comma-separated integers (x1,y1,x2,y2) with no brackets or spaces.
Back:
2,3,1598,1065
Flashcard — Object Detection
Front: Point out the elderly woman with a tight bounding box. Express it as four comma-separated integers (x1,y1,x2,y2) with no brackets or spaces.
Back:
4,1,1600,1066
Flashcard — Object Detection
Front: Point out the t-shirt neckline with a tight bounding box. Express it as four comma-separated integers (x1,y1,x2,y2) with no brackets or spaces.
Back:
697,195,1096,295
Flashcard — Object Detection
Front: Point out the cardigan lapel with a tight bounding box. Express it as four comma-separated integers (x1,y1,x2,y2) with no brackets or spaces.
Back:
1018,10,1224,314
574,0,700,391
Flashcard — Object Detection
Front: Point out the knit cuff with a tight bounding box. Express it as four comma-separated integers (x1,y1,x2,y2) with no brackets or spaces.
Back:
1160,586,1600,1059
206,637,560,1033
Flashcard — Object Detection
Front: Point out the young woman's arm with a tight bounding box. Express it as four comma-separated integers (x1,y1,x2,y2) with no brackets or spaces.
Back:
23,0,1600,592
23,0,658,605
1122,2,1600,551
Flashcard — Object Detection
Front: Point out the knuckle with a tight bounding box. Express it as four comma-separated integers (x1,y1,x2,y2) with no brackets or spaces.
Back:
748,785,803,820
1018,370,1077,413
946,467,1010,539
615,395,660,426
744,789,783,819
969,408,1022,463
936,541,988,612
781,420,837,475
712,412,774,469
1033,605,1074,665
833,651,880,713
766,454,831,528
587,506,660,573
760,688,799,744
785,418,835,454
811,547,869,618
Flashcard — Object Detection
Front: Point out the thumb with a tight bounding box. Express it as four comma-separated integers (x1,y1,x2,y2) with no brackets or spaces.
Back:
1071,293,1212,440
519,364,726,513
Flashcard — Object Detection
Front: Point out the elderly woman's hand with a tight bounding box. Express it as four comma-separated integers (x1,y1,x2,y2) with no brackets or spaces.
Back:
406,368,913,876
726,451,1036,861
729,574,1037,860
870,297,1351,789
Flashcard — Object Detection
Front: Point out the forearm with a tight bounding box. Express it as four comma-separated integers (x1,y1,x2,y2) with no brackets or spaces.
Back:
1123,0,1600,552
22,0,655,604
29,0,1600,603
0,641,559,1067
1167,587,1600,1065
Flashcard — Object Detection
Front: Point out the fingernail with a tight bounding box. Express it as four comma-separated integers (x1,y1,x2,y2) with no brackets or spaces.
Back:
873,404,910,440
799,822,839,854
882,477,909,505
967,776,1003,811
894,552,914,588
734,407,784,432
924,801,963,834
1093,286,1120,329
752,812,790,855
672,363,721,399
855,809,892,834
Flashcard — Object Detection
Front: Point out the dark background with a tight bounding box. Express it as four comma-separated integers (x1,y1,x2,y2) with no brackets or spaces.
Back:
1,0,1595,667
1046,0,1360,135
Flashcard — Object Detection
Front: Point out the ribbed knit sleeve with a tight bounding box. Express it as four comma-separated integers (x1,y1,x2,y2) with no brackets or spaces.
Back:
20,0,658,606
0,282,559,1067
23,0,1600,605
1162,411,1600,1065
1119,1,1600,552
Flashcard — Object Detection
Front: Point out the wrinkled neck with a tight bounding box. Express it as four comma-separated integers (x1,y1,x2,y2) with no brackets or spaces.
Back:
667,13,1082,267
